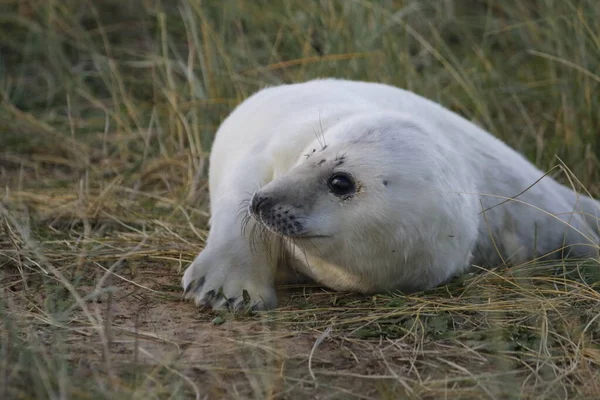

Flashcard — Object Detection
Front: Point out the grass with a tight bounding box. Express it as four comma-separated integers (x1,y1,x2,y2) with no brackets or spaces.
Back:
1,0,600,398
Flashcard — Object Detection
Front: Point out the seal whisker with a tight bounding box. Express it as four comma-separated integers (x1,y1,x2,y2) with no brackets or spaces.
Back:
318,109,327,150
312,109,328,152
291,237,316,277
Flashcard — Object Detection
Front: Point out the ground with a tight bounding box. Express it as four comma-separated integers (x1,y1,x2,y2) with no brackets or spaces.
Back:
1,1,600,399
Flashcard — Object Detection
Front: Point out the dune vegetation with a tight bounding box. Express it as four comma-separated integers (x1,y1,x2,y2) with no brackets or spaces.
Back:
1,0,599,398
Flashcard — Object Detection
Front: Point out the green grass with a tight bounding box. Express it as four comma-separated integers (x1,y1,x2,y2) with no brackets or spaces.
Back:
1,0,600,398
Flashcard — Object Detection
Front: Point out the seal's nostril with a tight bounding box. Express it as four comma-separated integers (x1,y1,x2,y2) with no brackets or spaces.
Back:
251,195,271,214
250,195,262,214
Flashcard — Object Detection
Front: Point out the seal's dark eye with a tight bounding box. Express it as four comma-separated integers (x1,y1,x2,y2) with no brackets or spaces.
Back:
327,173,356,197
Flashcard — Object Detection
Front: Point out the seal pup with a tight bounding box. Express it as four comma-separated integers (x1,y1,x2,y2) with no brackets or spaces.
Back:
182,78,600,310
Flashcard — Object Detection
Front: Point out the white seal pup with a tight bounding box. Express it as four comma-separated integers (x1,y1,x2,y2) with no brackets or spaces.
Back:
182,78,600,310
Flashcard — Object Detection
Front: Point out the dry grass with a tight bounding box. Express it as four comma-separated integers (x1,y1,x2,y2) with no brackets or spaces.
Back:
1,0,600,398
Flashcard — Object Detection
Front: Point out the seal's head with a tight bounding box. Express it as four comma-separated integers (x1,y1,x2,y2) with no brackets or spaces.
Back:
248,112,478,293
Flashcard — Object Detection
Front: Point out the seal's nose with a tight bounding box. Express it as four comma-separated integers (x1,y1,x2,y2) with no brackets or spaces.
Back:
251,194,272,215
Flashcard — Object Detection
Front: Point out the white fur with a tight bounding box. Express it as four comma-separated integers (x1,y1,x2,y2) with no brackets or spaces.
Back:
182,78,600,310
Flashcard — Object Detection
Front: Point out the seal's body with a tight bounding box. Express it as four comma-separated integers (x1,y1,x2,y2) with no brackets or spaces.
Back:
182,79,599,310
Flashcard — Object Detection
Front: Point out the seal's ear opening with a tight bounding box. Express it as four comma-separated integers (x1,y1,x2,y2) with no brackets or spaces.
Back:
327,172,356,197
